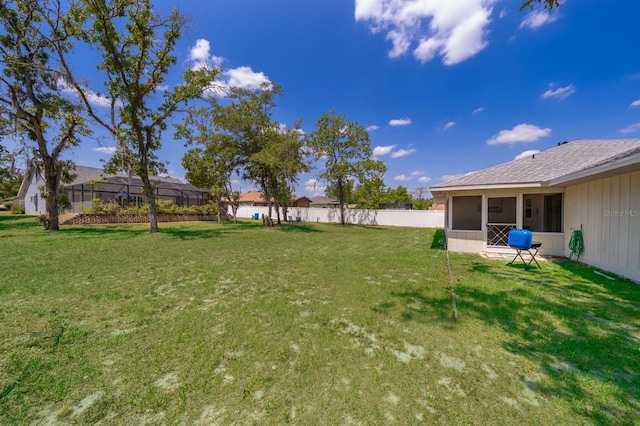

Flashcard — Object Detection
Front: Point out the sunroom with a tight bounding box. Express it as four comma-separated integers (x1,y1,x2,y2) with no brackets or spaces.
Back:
438,188,566,256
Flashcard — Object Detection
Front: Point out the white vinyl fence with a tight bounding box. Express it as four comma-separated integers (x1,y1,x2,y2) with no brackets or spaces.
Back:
231,205,444,228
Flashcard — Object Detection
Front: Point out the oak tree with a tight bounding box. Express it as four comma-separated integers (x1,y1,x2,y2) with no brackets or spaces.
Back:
308,109,385,225
0,0,89,229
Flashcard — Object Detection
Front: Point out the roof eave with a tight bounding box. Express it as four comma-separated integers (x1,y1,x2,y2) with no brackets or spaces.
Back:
549,152,640,186
430,182,545,192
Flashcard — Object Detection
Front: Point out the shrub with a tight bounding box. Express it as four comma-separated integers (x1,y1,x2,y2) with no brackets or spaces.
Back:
38,214,49,229
4,201,14,211
187,201,219,215
77,198,222,218
156,199,180,214
11,204,25,214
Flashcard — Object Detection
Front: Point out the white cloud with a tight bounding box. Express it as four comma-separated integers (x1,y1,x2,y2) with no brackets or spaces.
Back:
515,149,540,160
373,145,396,156
620,122,640,135
355,0,494,65
189,39,224,70
411,170,425,176
486,123,551,145
187,39,269,96
58,78,115,107
418,176,432,183
391,148,416,158
304,178,326,192
472,107,484,115
541,84,575,101
394,174,411,182
222,66,271,91
499,9,507,19
630,99,640,108
93,146,116,154
443,121,456,130
519,10,559,30
389,117,412,126
367,125,381,131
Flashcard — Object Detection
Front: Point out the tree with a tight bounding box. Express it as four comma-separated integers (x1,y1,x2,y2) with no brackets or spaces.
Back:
325,179,354,204
410,187,433,210
209,83,308,223
412,198,433,210
520,0,559,11
63,0,219,233
177,105,240,223
0,0,89,230
353,161,387,209
308,109,385,225
0,144,23,199
251,121,309,223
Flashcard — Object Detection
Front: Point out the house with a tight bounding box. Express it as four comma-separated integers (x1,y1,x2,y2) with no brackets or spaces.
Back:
22,164,210,214
238,191,312,207
430,139,640,282
309,196,340,208
238,190,268,206
291,196,312,208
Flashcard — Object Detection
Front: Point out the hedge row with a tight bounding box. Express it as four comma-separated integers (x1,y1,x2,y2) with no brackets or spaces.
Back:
61,213,231,225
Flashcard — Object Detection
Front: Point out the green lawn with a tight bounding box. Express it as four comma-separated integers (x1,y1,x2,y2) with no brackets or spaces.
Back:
1,214,638,425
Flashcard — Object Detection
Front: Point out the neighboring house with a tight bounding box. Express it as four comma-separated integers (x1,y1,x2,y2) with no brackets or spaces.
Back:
309,196,340,208
291,196,312,208
238,190,268,206
238,191,312,207
430,139,640,282
22,164,210,215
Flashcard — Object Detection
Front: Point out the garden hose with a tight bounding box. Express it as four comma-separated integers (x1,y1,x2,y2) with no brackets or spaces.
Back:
568,229,585,261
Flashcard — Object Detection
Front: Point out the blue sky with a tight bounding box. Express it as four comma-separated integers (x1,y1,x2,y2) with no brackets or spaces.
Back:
64,0,640,197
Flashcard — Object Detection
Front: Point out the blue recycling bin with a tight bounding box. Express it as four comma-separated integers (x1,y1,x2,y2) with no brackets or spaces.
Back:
253,213,259,220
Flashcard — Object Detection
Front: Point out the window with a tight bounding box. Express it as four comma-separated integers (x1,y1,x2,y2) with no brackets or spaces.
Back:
522,193,563,233
544,193,563,233
524,197,532,219
452,196,482,230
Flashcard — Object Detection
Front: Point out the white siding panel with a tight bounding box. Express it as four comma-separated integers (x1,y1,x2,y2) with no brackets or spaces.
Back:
628,171,640,275
565,169,640,283
619,173,630,269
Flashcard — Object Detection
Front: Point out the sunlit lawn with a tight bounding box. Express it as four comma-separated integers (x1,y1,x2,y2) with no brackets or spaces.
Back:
0,214,638,424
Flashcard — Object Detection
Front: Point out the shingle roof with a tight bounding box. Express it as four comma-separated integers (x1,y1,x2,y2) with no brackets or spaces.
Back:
431,139,640,189
67,166,204,191
68,166,119,185
239,190,266,203
310,196,339,204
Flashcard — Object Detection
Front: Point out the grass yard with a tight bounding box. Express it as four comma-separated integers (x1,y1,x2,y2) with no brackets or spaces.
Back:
1,214,639,425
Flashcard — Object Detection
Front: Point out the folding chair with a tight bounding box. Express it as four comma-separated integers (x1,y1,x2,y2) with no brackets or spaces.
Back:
507,229,542,269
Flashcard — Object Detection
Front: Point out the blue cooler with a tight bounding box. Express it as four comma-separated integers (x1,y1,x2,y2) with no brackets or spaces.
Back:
253,213,259,220
508,229,532,250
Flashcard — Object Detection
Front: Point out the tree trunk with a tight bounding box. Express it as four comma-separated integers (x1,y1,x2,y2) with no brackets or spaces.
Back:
216,190,222,224
43,156,60,231
338,178,346,225
141,174,158,233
